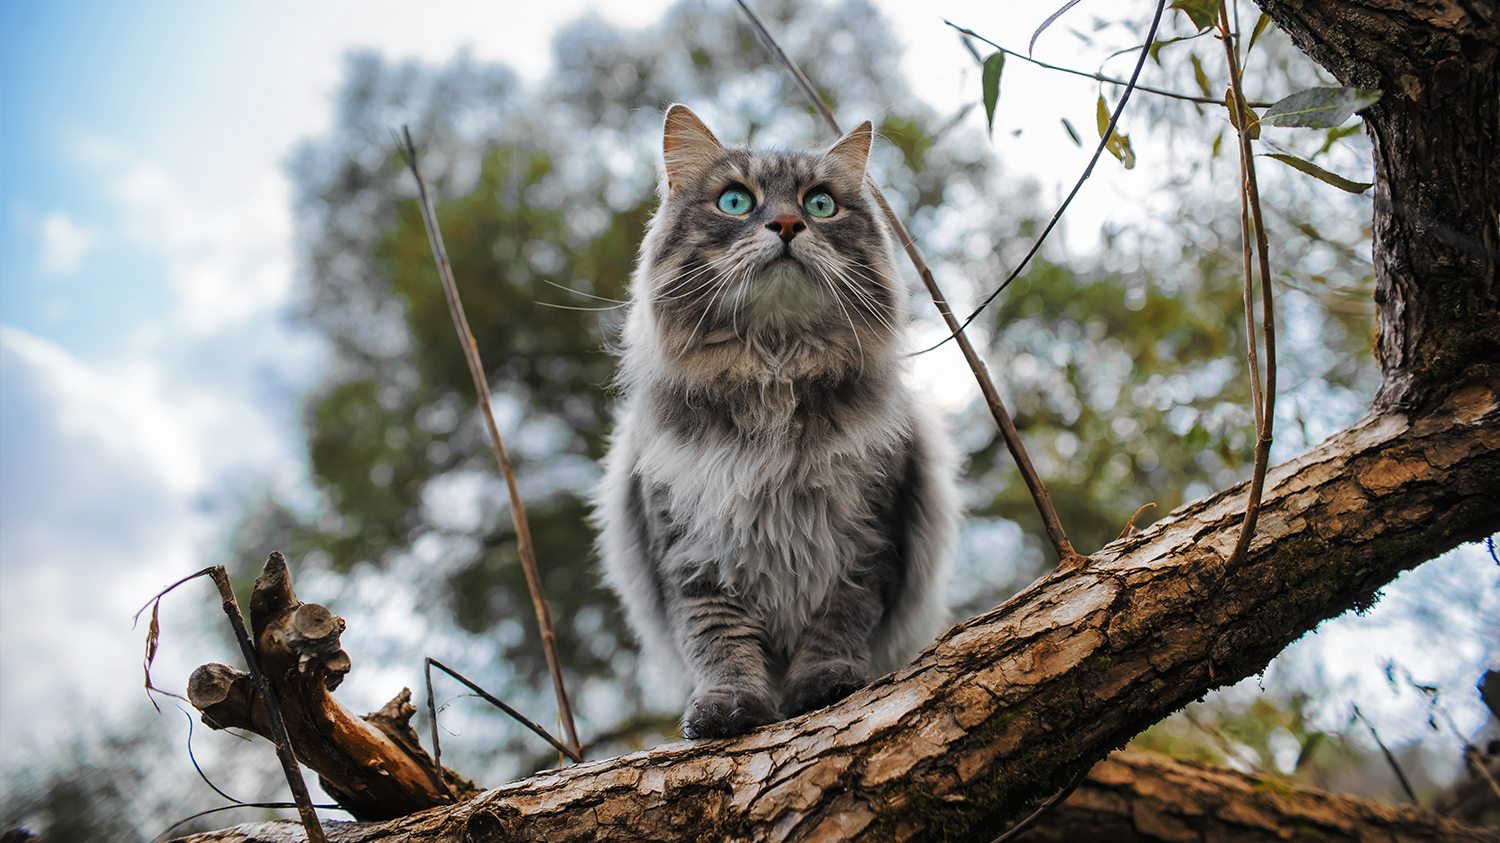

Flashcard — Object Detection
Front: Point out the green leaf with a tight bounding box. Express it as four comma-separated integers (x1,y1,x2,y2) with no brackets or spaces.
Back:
1096,96,1136,169
1224,87,1260,139
1318,123,1364,155
960,33,983,65
1029,0,1083,55
1170,0,1218,31
1263,152,1373,193
1248,13,1273,50
1061,118,1081,146
1211,132,1223,158
982,52,1006,137
1262,86,1382,129
1189,54,1211,98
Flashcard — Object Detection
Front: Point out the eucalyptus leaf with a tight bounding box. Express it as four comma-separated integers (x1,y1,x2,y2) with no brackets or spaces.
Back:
1097,96,1136,169
983,52,1005,137
1248,13,1273,50
1264,152,1373,193
1169,0,1218,31
1061,118,1081,146
1263,86,1382,129
1029,0,1083,55
1190,53,1211,99
1224,87,1260,139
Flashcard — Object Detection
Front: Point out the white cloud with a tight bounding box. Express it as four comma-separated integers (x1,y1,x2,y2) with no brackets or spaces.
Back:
37,210,98,276
0,324,323,759
0,329,205,755
105,161,295,335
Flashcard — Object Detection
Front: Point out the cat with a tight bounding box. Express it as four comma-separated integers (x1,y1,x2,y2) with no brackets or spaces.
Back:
593,104,959,740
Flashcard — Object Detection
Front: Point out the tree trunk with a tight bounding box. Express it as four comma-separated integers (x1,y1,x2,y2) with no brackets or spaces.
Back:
174,0,1500,839
1252,0,1500,412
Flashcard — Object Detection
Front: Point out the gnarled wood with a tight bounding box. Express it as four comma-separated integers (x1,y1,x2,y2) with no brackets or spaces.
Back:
187,553,462,821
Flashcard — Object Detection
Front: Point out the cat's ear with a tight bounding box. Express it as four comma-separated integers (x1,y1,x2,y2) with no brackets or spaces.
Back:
663,105,725,194
826,121,873,183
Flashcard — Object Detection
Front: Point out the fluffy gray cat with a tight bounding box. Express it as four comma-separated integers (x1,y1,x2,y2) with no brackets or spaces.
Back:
593,105,958,740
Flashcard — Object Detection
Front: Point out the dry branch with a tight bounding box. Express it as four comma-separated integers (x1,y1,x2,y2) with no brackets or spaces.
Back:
399,128,582,758
172,383,1500,841
186,553,469,821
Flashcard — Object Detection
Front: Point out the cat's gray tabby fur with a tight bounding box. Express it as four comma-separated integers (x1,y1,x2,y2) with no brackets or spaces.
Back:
594,105,958,740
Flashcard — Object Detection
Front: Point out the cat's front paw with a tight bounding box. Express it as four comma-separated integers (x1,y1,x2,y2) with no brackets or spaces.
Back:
682,686,778,740
783,660,869,718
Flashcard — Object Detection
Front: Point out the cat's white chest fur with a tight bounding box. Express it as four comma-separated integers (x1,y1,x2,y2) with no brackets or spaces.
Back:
627,386,908,651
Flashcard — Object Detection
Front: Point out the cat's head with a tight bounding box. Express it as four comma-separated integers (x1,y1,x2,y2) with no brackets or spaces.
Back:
627,105,907,382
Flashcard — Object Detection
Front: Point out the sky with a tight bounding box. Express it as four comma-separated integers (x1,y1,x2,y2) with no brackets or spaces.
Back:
1,0,1494,784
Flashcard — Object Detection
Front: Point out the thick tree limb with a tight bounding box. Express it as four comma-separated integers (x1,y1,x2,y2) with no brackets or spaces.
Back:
1024,749,1500,843
172,382,1499,841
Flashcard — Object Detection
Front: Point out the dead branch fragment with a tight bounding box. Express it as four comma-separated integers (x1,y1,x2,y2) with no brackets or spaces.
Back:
186,553,468,821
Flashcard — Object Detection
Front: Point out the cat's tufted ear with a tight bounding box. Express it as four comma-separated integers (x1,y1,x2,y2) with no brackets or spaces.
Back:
825,121,873,184
662,105,726,194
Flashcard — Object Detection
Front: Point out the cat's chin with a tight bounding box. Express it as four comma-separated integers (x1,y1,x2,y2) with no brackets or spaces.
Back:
718,259,829,332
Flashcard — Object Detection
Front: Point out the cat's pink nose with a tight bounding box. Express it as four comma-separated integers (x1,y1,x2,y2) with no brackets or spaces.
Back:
766,215,805,243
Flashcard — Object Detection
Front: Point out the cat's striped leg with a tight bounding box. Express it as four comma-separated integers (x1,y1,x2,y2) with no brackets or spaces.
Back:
781,575,883,718
672,573,778,739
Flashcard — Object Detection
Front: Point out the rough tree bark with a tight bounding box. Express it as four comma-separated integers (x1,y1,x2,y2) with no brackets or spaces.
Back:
1252,0,1500,412
173,392,1498,841
174,0,1499,839
1024,750,1499,843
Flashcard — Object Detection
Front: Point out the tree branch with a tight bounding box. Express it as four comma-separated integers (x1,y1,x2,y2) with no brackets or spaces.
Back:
172,383,1499,841
1029,749,1500,843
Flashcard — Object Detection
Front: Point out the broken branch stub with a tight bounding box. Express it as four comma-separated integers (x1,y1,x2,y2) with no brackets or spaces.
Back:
186,553,469,820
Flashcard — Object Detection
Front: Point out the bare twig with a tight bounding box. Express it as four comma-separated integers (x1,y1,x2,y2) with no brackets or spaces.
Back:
425,657,583,768
1353,705,1419,804
137,567,324,841
922,1,1169,352
398,128,582,759
949,22,1270,108
210,563,327,843
1217,0,1277,567
736,0,1086,569
1117,502,1158,539
987,763,1090,843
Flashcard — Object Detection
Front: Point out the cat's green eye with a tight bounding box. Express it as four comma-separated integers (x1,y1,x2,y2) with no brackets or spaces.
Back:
803,189,837,218
717,188,754,215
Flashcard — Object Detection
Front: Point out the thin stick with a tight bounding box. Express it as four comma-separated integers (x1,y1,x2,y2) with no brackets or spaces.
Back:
1353,705,1418,803
399,128,582,759
209,564,327,843
137,567,324,840
947,23,1271,108
1217,0,1277,566
921,1,1169,353
426,658,583,764
986,763,1090,843
874,189,1082,568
